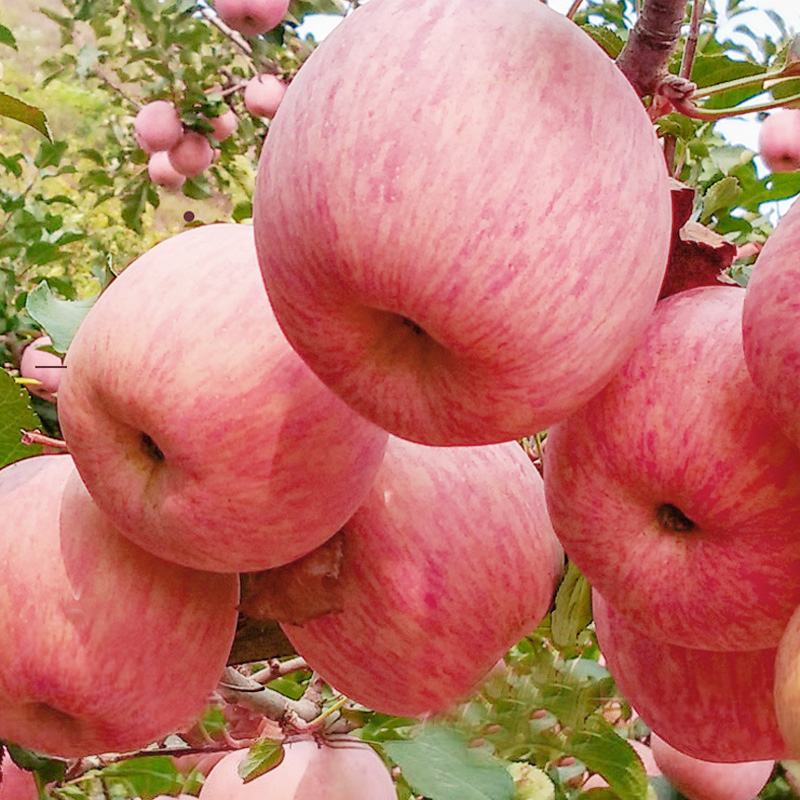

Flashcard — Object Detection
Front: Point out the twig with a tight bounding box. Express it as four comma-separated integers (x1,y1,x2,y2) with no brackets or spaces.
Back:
250,657,309,684
566,0,582,20
197,6,253,57
21,430,68,449
217,667,319,722
680,0,704,81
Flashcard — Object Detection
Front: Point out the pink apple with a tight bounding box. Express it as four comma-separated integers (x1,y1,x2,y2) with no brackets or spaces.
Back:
544,286,800,651
168,131,214,177
0,454,239,758
650,733,773,800
147,150,187,190
0,753,37,800
134,100,183,153
253,0,671,447
58,224,388,572
19,335,63,399
243,75,286,118
280,436,563,716
743,197,800,449
593,592,787,762
758,109,800,173
214,0,289,37
199,736,396,800
774,603,800,757
206,108,238,142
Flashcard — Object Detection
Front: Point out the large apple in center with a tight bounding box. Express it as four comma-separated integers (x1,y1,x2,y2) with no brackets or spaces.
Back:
544,285,800,651
253,0,672,446
57,224,388,572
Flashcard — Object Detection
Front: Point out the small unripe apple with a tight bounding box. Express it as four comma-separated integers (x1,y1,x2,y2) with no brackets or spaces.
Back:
758,109,800,172
198,736,397,800
134,100,184,153
650,733,773,800
147,150,187,190
168,131,214,177
244,74,286,119
214,0,289,36
19,335,63,399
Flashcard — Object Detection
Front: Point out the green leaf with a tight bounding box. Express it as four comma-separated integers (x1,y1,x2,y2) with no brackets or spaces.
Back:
0,371,43,468
0,25,17,50
700,176,742,223
551,562,592,652
580,25,625,58
233,200,253,222
25,282,100,353
384,726,514,800
4,743,66,784
238,738,285,782
567,719,648,800
0,93,52,141
507,762,554,800
100,755,183,799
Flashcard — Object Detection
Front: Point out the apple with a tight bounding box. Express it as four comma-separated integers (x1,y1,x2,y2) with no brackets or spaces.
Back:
650,733,773,800
0,454,240,758
168,131,214,177
147,150,187,190
743,197,800,449
279,436,564,716
134,100,183,153
198,736,396,800
19,335,63,400
758,109,800,173
593,592,787,762
206,108,238,142
243,75,286,119
252,0,672,447
57,223,388,573
774,602,800,757
213,0,289,37
0,753,37,800
544,285,800,651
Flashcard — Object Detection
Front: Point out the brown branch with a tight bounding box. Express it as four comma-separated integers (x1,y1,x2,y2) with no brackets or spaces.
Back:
680,0,704,80
616,0,689,97
227,615,295,665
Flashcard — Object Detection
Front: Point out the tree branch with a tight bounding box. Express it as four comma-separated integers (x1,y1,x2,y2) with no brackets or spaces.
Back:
616,0,688,97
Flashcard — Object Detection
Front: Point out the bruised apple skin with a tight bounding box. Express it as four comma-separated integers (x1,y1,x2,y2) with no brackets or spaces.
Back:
650,733,773,800
545,286,800,651
0,454,239,758
281,437,564,716
743,198,800,450
198,737,396,800
57,224,388,572
253,0,671,447
593,592,787,763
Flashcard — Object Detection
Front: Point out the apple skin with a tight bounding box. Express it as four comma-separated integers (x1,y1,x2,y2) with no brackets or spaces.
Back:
19,335,62,399
0,454,240,758
168,131,214,177
213,0,289,37
593,592,788,762
134,100,183,153
147,150,187,190
207,108,238,142
743,197,800,449
198,736,396,800
773,603,800,757
57,223,388,573
758,109,800,173
281,436,564,716
253,0,671,447
544,285,800,651
0,754,37,800
650,733,774,800
243,75,286,119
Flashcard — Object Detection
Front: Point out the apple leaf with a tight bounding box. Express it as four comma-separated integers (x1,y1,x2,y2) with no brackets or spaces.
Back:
4,743,66,784
25,281,100,353
238,738,284,783
0,92,51,140
550,562,592,653
98,756,183,799
0,25,17,50
384,726,514,800
566,719,648,800
0,370,42,468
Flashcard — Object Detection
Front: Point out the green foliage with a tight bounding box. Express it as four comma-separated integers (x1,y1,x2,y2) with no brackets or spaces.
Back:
238,738,284,782
0,370,42,466
0,92,51,140
26,280,99,352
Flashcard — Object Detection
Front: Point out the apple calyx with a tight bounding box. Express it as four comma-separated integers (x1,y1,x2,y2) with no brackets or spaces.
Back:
656,503,696,533
140,432,165,462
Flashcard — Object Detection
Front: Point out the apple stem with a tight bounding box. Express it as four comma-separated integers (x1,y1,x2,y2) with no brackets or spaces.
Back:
20,430,68,450
656,502,696,533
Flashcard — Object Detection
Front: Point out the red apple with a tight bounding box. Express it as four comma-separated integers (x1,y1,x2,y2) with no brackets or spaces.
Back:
243,75,286,119
650,733,773,800
0,454,239,758
134,100,183,153
253,0,671,447
147,150,187,190
206,108,238,142
213,0,289,37
743,197,800,449
19,335,62,399
758,109,800,173
168,131,214,177
774,603,800,757
544,286,800,651
593,592,787,762
0,753,37,800
280,436,564,716
198,736,396,800
57,223,388,572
